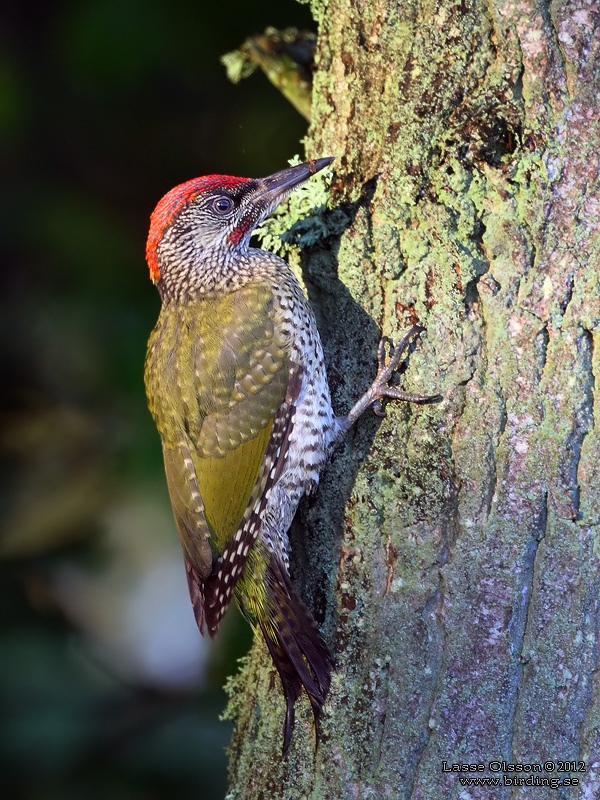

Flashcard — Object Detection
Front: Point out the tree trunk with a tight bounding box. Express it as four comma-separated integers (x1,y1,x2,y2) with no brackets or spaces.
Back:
225,1,600,797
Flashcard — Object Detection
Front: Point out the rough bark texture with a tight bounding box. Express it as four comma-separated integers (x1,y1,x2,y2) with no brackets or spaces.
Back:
225,1,600,798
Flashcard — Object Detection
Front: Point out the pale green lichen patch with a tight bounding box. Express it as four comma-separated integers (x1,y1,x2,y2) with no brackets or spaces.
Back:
253,155,339,259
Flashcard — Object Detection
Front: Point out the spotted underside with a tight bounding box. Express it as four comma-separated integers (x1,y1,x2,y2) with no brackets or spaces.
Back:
144,280,300,633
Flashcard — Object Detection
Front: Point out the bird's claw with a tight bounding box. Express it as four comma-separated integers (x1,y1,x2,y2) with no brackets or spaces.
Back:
375,327,425,384
344,326,439,428
372,399,386,417
376,336,393,372
370,326,433,414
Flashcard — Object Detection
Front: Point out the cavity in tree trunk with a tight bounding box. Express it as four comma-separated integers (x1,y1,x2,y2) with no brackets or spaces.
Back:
224,1,600,798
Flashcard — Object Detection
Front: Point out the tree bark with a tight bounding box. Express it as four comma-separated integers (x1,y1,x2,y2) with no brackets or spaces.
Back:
225,1,600,798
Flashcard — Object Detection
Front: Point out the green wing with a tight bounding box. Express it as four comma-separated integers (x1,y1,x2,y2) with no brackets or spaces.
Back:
145,282,293,631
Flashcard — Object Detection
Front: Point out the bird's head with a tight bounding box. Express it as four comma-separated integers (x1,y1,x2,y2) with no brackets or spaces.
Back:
146,157,333,297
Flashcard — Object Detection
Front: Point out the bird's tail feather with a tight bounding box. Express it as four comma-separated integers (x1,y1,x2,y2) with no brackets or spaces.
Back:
238,546,334,752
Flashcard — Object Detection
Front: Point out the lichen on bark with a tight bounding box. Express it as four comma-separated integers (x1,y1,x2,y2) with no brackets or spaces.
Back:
225,1,600,798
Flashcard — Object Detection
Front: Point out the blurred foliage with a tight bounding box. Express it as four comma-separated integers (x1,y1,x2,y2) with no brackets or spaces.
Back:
222,27,316,120
0,0,312,796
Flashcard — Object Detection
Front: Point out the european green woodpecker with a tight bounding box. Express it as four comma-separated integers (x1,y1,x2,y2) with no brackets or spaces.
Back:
144,158,430,750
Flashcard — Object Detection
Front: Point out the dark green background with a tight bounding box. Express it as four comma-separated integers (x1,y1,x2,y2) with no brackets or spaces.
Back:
1,1,311,796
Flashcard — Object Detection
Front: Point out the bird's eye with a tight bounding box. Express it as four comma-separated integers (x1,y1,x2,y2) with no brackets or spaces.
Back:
212,196,234,214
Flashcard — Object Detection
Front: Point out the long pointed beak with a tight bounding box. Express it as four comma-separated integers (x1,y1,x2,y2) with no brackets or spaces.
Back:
256,157,334,205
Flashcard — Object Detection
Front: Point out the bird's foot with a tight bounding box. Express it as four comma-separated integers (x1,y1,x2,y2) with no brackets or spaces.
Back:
345,326,439,426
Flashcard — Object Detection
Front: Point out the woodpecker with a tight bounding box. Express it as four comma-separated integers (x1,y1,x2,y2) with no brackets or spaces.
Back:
144,158,431,751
